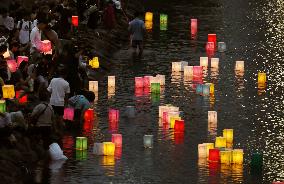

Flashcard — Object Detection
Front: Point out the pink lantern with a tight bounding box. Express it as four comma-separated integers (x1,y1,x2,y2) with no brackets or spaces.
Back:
111,134,122,147
191,19,198,37
135,77,144,88
193,66,203,77
7,60,17,73
17,56,28,66
109,109,119,123
208,34,217,48
135,87,144,97
143,76,151,88
40,40,52,54
144,87,150,95
63,107,75,121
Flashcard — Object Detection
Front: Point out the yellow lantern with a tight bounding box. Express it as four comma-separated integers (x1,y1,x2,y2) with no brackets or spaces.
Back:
2,85,15,99
170,116,181,129
108,76,115,88
103,142,115,156
258,72,266,84
102,156,115,166
89,57,99,69
205,143,214,157
156,75,165,86
215,136,226,148
200,57,208,68
223,129,233,143
89,81,98,94
220,151,232,165
232,149,244,165
145,12,153,22
211,58,219,69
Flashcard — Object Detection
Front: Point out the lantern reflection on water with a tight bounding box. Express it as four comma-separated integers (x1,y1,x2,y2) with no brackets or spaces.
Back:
103,142,115,156
190,19,197,37
144,135,153,148
76,137,87,150
111,134,122,147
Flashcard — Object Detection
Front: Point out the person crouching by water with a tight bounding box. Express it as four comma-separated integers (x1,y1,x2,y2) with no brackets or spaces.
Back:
128,11,146,59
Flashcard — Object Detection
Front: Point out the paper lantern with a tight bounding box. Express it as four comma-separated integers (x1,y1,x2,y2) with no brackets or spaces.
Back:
125,106,135,118
235,61,244,72
215,137,227,148
2,85,15,99
151,83,160,94
272,182,284,184
208,111,217,124
7,59,17,73
145,21,153,30
84,108,94,122
103,142,115,156
198,144,207,158
232,149,244,165
206,42,215,53
258,72,266,84
108,76,115,88
190,19,198,36
135,77,144,88
89,81,98,94
72,16,79,27
174,120,184,133
156,75,165,86
160,14,168,31
206,143,215,157
76,150,87,160
220,151,232,165
15,90,27,104
218,42,226,52
40,40,52,54
184,66,193,77
111,134,122,147
193,66,203,77
211,58,219,69
251,153,263,169
17,56,28,66
200,57,208,68
109,109,119,123
0,100,6,113
76,137,87,150
172,62,182,72
135,87,144,97
223,129,233,143
209,149,220,162
170,116,181,129
196,84,203,95
208,34,217,48
89,57,99,69
144,135,153,148
202,84,210,96
143,76,151,88
63,107,74,121
145,12,153,22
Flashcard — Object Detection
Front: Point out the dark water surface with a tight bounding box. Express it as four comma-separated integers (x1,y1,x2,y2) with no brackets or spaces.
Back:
50,0,283,183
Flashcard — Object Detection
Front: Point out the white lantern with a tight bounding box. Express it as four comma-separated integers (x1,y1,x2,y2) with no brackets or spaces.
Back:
235,61,244,72
208,111,217,124
93,143,104,155
198,143,207,158
218,42,227,52
184,66,193,77
89,81,98,94
211,58,219,69
200,57,208,68
108,76,115,88
172,62,182,72
144,135,153,148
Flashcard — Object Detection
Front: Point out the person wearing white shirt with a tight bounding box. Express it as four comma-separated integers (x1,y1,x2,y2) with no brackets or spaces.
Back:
30,16,48,53
17,12,32,45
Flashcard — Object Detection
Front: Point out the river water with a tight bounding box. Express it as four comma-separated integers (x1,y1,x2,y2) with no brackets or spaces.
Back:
49,0,283,183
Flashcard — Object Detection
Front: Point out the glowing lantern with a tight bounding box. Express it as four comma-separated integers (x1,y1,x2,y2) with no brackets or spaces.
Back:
89,81,98,94
84,108,94,122
145,12,153,22
251,153,263,170
93,143,104,155
170,116,181,129
144,135,153,148
89,57,99,69
160,14,168,31
235,61,244,72
220,151,232,165
17,56,28,66
111,134,122,147
103,142,115,156
135,87,144,97
208,34,217,48
0,100,6,113
211,58,219,69
200,57,208,68
72,16,79,27
15,91,27,103
206,42,215,53
174,120,184,133
108,76,115,88
198,144,207,158
272,182,284,184
40,40,52,54
2,85,15,99
7,59,17,73
232,149,244,165
196,84,203,95
193,66,203,77
184,66,193,77
223,129,233,143
209,149,220,162
109,109,119,123
156,75,165,86
209,83,214,96
206,143,215,157
218,42,226,52
63,107,74,121
143,76,151,88
190,19,198,37
258,72,266,84
215,137,227,148
76,137,87,150
172,62,182,72
202,84,210,96
135,77,144,88
208,111,217,124
145,21,153,30
151,83,160,94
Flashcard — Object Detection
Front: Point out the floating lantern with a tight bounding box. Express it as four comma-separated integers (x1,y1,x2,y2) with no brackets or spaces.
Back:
89,57,99,69
76,137,87,150
218,42,226,52
143,76,151,88
198,144,207,158
251,153,263,169
145,21,153,30
89,81,98,94
108,76,115,89
209,149,220,162
208,34,217,48
0,100,6,113
144,135,153,148
220,151,232,165
203,84,210,96
135,87,144,97
72,16,79,27
125,106,135,118
190,19,198,37
40,40,52,54
172,62,182,72
208,111,217,124
103,142,115,156
209,83,214,96
174,120,184,133
170,116,181,129
17,56,28,66
258,72,266,84
215,137,227,148
206,42,215,53
193,66,203,77
84,109,94,122
135,77,144,88
145,12,153,22
111,134,122,147
156,75,165,86
184,66,193,77
109,109,119,123
160,14,168,31
200,57,208,68
63,107,74,121
272,182,284,184
151,83,160,94
223,129,233,143
211,58,219,69
2,85,15,99
165,111,180,125
7,60,17,73
206,143,215,157
232,149,244,165
235,61,245,72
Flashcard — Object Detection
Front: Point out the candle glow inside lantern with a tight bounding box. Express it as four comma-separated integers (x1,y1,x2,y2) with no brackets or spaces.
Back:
184,66,193,77
109,109,119,123
193,66,203,77
7,60,17,73
174,120,184,133
151,83,160,94
89,81,98,94
93,143,104,155
17,56,28,66
220,151,232,165
76,137,87,150
144,135,154,148
172,62,182,72
235,61,245,72
145,12,153,22
111,134,122,147
170,116,181,129
232,149,244,165
258,72,266,84
0,100,6,113
40,40,52,54
209,149,220,162
200,57,209,68
160,14,168,31
63,107,74,121
15,90,28,103
190,19,198,37
2,85,15,99
135,77,144,88
84,108,94,122
215,137,227,148
72,15,79,27
208,34,217,48
223,129,234,143
211,58,219,69
218,42,226,52
103,142,115,156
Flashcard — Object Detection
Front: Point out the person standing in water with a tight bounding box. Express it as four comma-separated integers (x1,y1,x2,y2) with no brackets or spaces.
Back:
128,11,146,58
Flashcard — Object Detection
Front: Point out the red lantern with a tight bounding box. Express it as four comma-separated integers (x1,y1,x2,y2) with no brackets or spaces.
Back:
208,34,217,48
63,107,74,121
174,120,185,133
193,66,203,77
111,134,122,147
7,60,17,73
17,56,28,66
135,87,144,97
191,19,198,37
206,42,215,53
16,90,27,103
72,16,79,27
40,40,52,54
108,109,119,123
209,149,220,162
143,87,150,95
84,109,94,122
209,162,219,176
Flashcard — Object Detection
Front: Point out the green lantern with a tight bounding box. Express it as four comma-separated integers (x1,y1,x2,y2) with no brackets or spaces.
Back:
0,100,6,113
151,83,160,94
76,150,87,160
160,14,168,31
76,137,88,150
